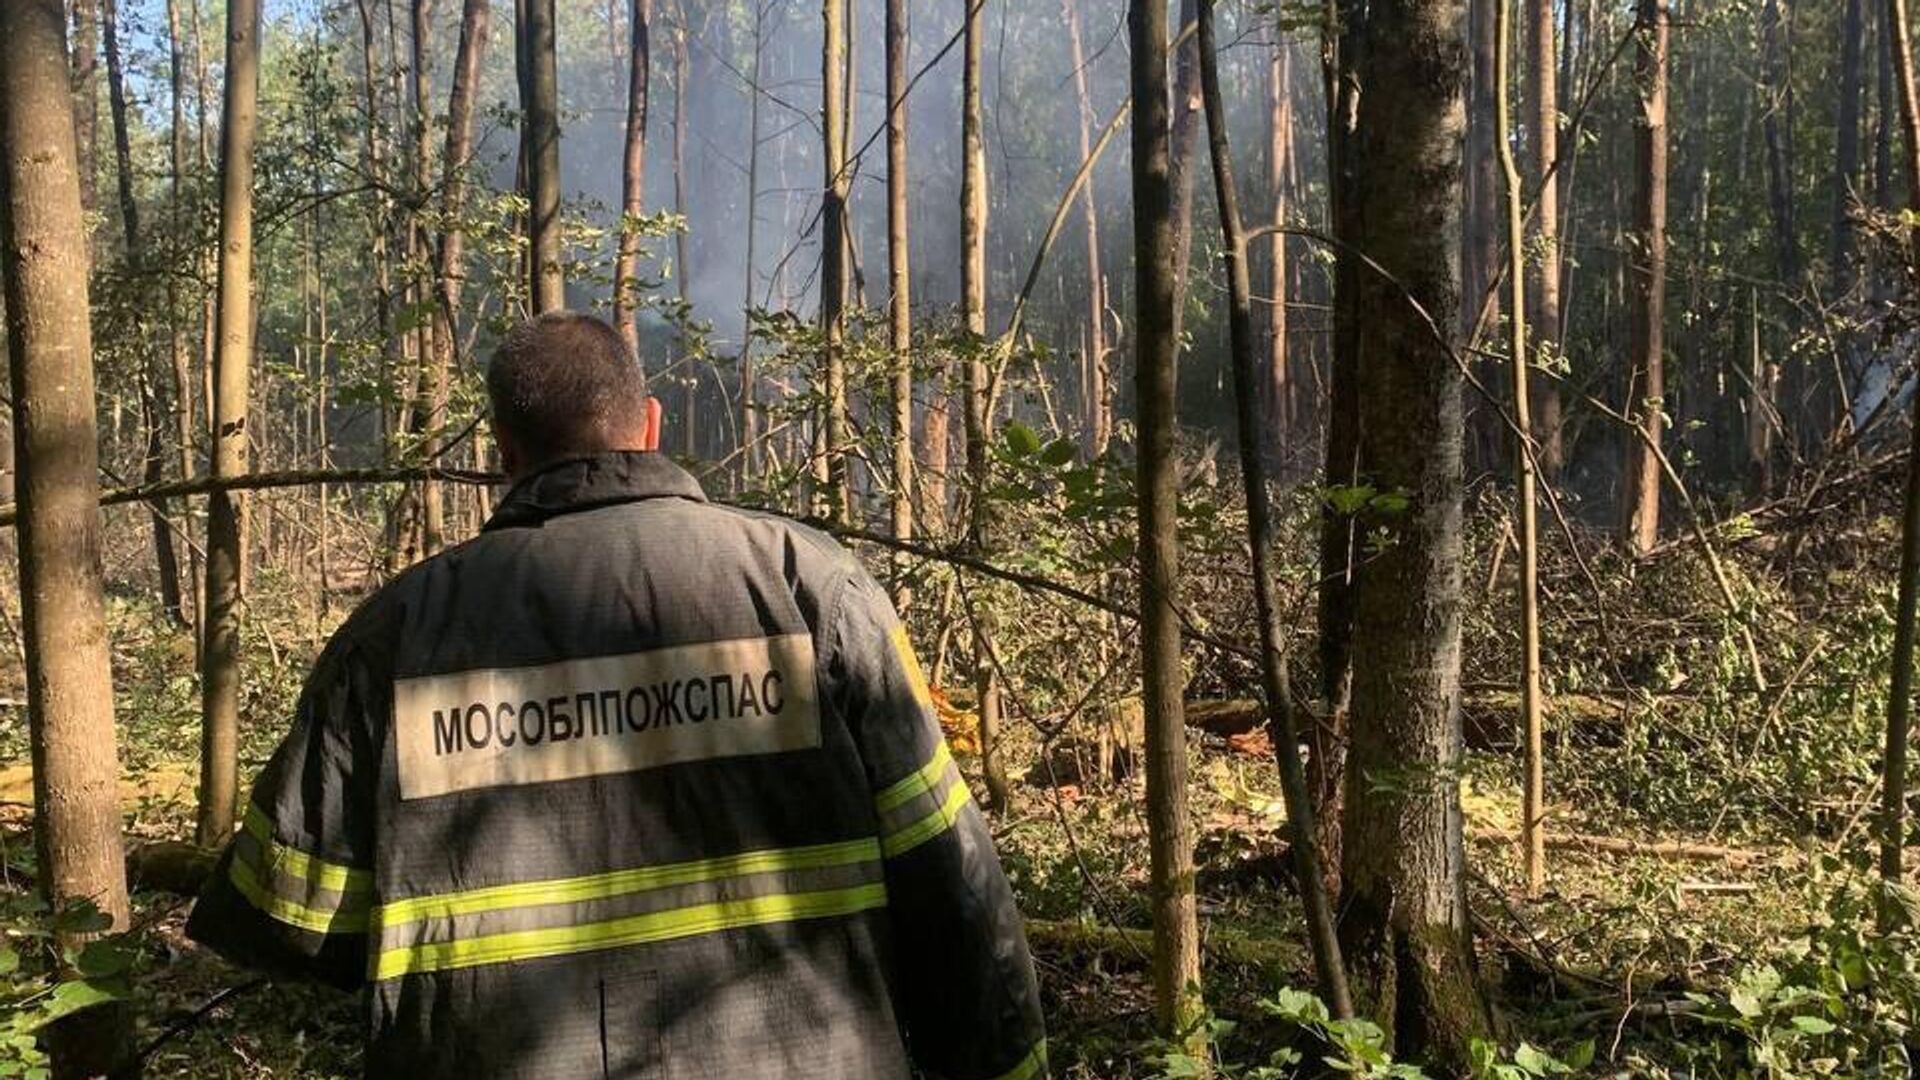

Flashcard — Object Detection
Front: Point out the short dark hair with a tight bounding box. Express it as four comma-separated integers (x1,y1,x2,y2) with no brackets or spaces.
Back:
486,311,648,464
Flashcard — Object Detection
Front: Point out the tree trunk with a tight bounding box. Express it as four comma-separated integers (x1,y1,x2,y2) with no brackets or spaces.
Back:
739,2,766,482
1,5,134,1073
1330,0,1491,1061
820,0,851,521
1065,0,1111,458
1836,0,1866,298
1166,0,1203,358
614,0,653,353
426,0,489,557
198,0,262,847
103,0,189,628
670,0,693,454
1619,0,1667,556
411,0,444,554
166,0,202,642
961,0,1007,813
521,0,564,311
1198,0,1352,1018
1129,0,1203,1046
1878,0,1920,890
1498,0,1548,901
885,0,913,601
1266,38,1293,449
1528,0,1564,479
69,0,100,229
1461,0,1502,469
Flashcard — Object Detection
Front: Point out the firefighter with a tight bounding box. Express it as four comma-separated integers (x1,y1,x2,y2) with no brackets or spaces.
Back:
188,311,1046,1079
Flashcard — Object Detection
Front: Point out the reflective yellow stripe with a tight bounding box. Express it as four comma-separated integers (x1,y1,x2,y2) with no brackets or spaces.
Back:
890,624,934,712
875,742,953,815
243,804,371,895
881,771,971,857
373,838,882,929
229,853,368,935
374,883,888,981
988,1040,1048,1080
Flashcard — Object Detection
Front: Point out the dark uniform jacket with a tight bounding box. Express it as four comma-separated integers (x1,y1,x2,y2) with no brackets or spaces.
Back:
187,451,1046,1080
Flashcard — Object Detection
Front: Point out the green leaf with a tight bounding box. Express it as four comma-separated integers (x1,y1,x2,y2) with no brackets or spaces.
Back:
1512,1043,1554,1075
1563,1040,1595,1070
33,979,122,1028
1003,424,1041,457
1790,1015,1837,1035
1040,438,1077,466
73,940,131,980
0,944,17,977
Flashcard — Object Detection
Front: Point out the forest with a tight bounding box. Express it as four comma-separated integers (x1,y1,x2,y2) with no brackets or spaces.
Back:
1,0,1918,1074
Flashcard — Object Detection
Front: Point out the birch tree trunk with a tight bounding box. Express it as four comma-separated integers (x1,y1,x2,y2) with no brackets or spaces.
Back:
820,0,851,521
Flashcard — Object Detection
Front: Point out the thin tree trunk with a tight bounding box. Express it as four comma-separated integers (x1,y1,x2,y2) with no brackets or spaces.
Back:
1529,0,1564,479
1267,38,1292,448
1198,0,1351,1018
167,0,202,640
614,0,654,353
961,0,1006,813
739,1,766,482
1620,0,1668,555
1129,0,1203,1046
69,0,100,230
1878,0,1920,890
1331,0,1491,1059
411,0,445,554
1,4,133,1072
1166,0,1203,359
885,0,913,603
198,0,262,847
1498,0,1548,900
103,0,188,628
670,0,692,452
820,0,851,521
521,0,564,311
1760,0,1799,290
1836,0,1866,298
425,0,488,558
1065,0,1110,458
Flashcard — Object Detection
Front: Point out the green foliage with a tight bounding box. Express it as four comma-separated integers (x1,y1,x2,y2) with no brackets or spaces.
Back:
1149,987,1591,1080
0,896,136,1079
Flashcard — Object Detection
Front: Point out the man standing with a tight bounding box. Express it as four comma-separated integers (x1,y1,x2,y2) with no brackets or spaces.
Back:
189,312,1047,1079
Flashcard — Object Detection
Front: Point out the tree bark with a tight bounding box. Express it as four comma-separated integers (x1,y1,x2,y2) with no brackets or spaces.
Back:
1620,0,1667,555
886,0,913,601
198,0,262,847
1528,0,1564,479
411,0,443,554
1129,0,1203,1045
166,0,202,640
1330,0,1491,1060
1266,38,1293,449
961,0,1007,813
1759,0,1799,290
739,1,767,481
0,4,135,1073
521,0,564,311
614,0,653,353
425,0,490,559
1878,0,1920,890
1498,0,1548,900
1166,0,1203,358
820,0,851,521
1198,0,1352,1018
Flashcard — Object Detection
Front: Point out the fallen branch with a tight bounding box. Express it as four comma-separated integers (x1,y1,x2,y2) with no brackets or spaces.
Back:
1471,828,1770,866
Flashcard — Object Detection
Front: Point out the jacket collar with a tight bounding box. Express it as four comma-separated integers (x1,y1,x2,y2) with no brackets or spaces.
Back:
484,451,708,530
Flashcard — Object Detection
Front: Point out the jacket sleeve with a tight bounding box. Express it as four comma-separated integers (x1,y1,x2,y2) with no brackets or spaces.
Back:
185,635,380,991
825,566,1047,1080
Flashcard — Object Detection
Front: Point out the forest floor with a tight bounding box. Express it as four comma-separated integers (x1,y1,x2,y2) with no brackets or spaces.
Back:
0,479,1906,1078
